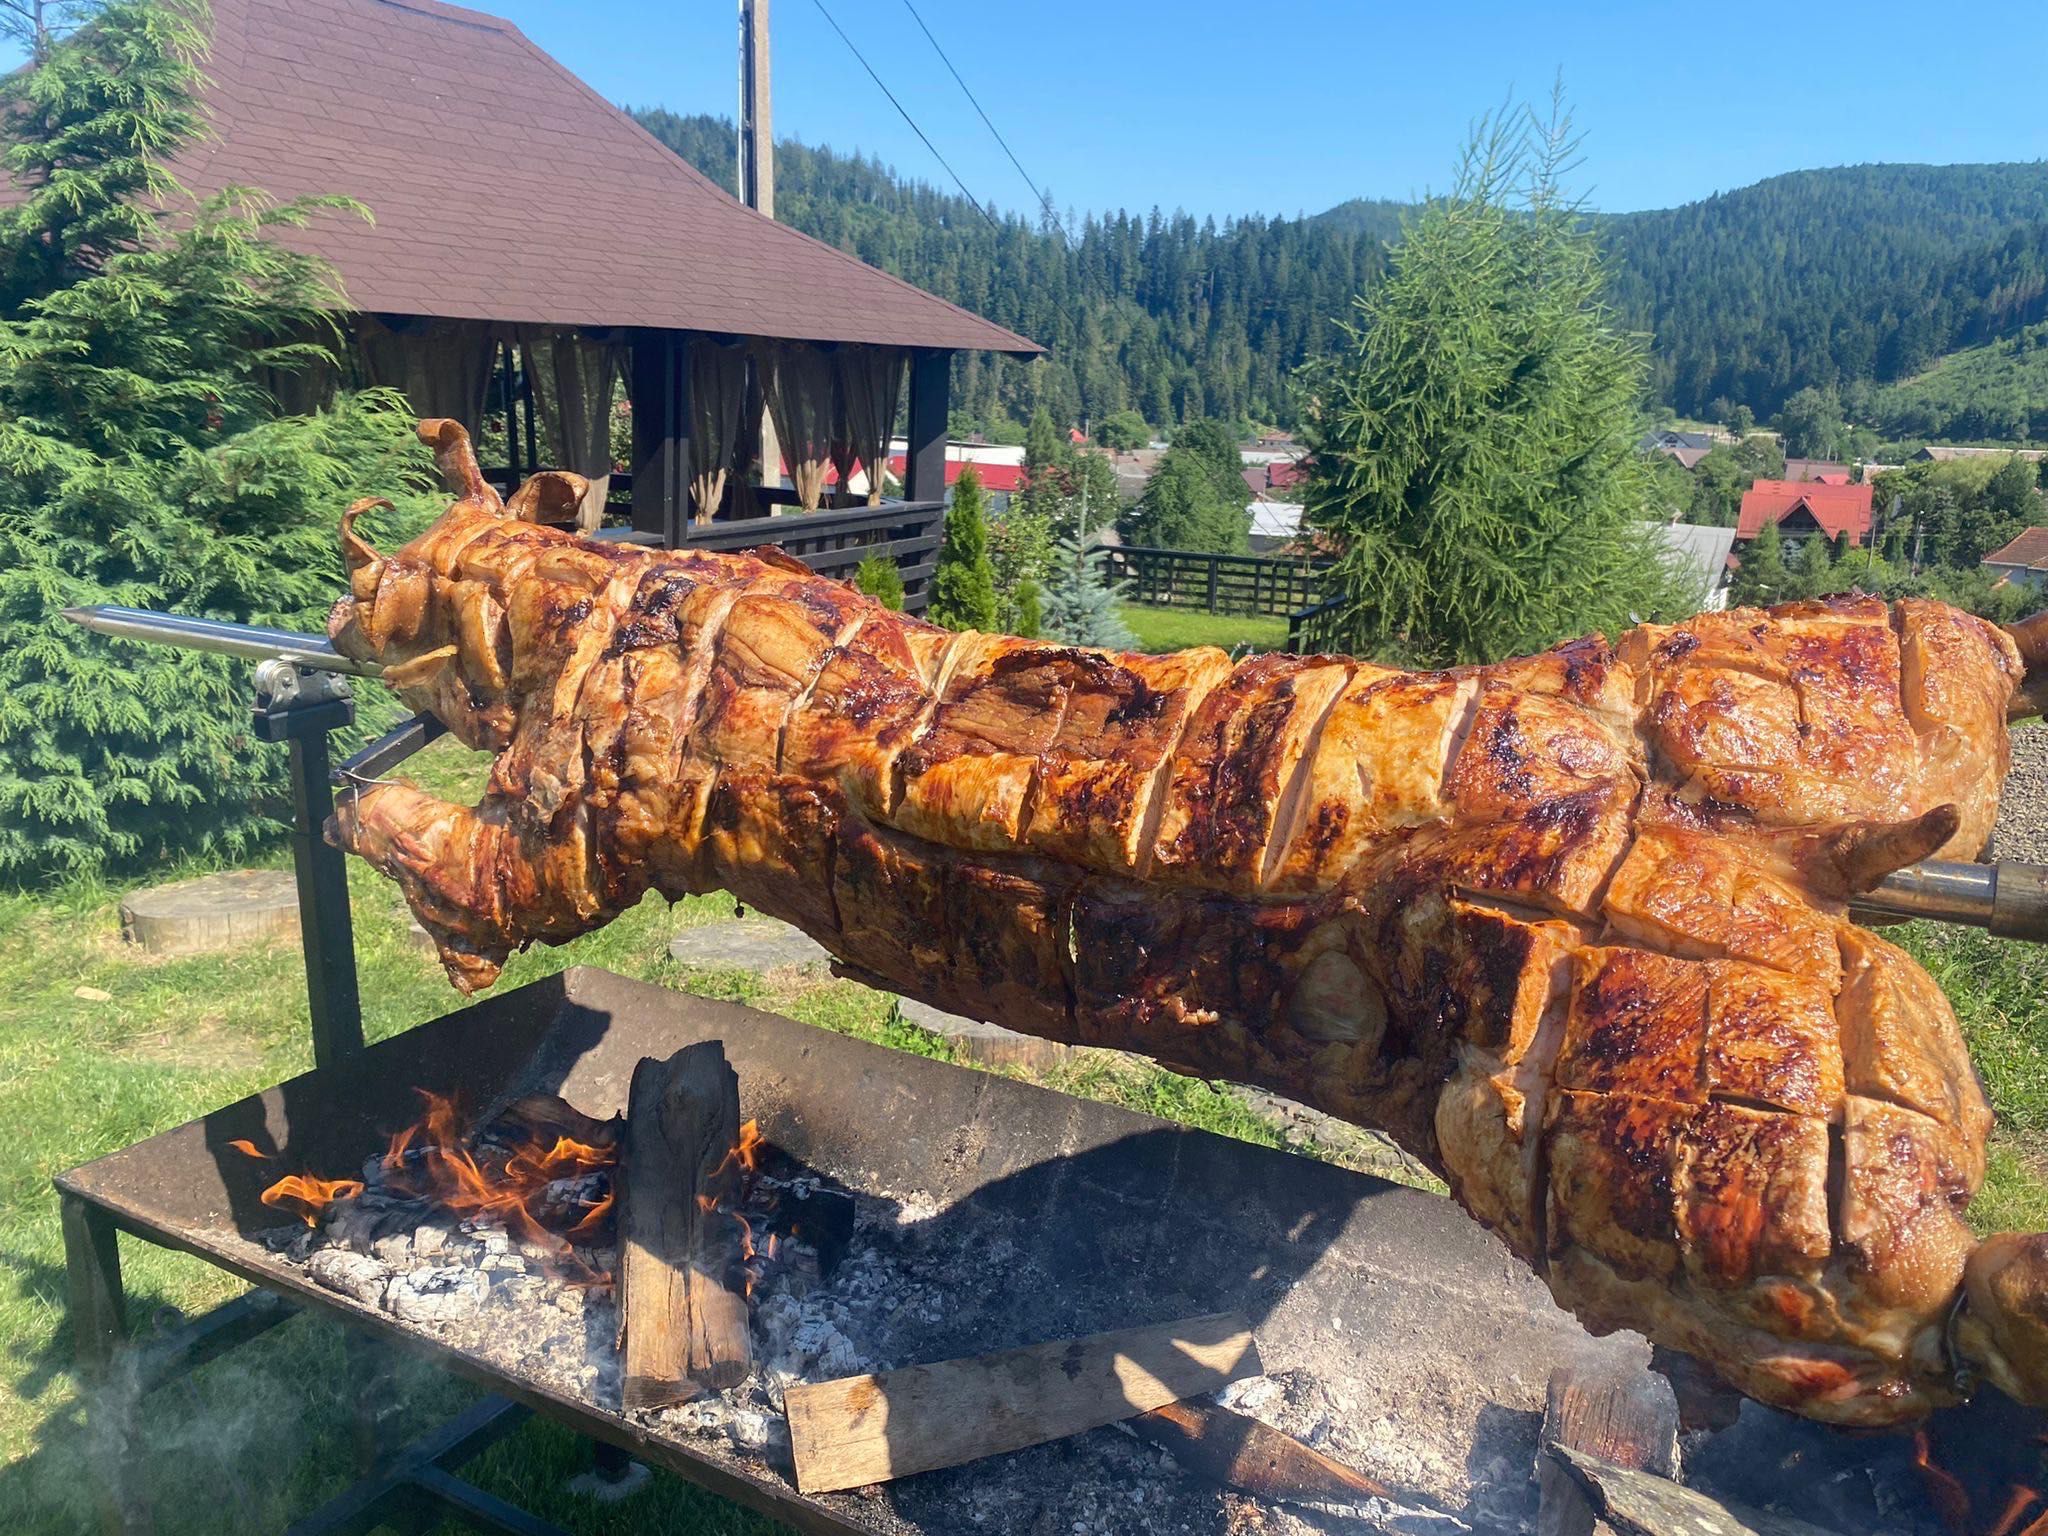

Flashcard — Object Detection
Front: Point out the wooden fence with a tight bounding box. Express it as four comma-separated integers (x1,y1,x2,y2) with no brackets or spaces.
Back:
1097,544,1328,618
684,501,947,613
1285,595,1348,654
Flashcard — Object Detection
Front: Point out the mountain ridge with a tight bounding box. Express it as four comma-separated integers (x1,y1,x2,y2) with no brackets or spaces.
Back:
632,109,2048,437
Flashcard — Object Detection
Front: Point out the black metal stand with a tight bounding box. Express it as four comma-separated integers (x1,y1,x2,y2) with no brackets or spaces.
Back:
254,672,364,1068
60,677,598,1536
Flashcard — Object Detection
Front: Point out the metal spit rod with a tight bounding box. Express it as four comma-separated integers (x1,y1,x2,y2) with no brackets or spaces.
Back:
61,604,383,678
1853,858,2048,942
58,604,2048,941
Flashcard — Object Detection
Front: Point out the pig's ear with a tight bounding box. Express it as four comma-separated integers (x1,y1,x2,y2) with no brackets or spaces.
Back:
416,419,503,512
505,470,589,526
340,497,390,599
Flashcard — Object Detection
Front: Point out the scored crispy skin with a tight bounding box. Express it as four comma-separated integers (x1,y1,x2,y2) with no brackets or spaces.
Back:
327,421,2045,1429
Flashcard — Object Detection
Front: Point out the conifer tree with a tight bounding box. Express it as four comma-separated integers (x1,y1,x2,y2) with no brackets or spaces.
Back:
1122,449,1249,553
852,554,904,610
0,0,438,879
1040,533,1134,650
1794,533,1834,595
1300,98,1690,665
1013,576,1043,638
1731,520,1790,606
927,465,997,629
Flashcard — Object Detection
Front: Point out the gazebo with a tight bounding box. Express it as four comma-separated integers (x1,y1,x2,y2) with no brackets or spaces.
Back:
146,0,1041,609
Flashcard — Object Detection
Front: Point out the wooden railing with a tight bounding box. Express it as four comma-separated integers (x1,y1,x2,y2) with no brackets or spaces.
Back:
1285,595,1348,654
487,465,944,614
1097,544,1329,617
682,499,946,614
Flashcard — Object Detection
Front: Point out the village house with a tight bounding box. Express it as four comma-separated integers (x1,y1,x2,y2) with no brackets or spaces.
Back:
882,438,1027,513
1914,445,2048,464
1983,527,2048,592
1736,479,1873,549
1641,429,1717,470
1781,459,1853,485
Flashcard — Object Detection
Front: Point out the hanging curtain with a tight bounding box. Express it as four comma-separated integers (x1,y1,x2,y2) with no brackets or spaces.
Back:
356,316,495,434
834,346,907,506
760,341,837,512
254,321,342,417
525,331,626,531
735,356,769,519
688,339,749,525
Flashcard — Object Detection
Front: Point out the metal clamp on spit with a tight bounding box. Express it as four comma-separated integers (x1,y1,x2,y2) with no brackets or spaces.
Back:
251,656,355,743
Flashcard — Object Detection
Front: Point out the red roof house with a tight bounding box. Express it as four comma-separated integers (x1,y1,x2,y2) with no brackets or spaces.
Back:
1241,458,1310,501
883,455,1025,494
1736,479,1873,544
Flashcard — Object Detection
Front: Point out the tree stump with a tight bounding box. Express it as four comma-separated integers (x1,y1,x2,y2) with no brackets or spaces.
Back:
119,870,300,956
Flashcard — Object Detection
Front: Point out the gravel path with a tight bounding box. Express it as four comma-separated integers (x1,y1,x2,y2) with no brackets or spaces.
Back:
1996,722,2048,864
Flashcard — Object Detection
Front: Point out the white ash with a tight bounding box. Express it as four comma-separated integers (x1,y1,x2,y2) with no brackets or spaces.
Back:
258,1166,1480,1535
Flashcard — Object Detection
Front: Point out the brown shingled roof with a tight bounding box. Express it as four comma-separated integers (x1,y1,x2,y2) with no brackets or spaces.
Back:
87,0,1039,354
1985,527,2048,570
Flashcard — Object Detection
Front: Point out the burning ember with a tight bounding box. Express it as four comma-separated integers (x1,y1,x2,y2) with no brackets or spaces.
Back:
1912,1421,2048,1536
221,1053,2048,1535
236,1091,778,1291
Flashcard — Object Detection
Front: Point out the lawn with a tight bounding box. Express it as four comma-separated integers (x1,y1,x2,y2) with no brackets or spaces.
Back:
0,740,2042,1533
1117,602,1289,654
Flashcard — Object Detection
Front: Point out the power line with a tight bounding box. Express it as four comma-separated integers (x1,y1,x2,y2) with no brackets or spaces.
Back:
805,0,998,228
898,0,1067,241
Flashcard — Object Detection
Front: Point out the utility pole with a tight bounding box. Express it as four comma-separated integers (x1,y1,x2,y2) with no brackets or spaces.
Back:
738,0,774,220
738,0,780,499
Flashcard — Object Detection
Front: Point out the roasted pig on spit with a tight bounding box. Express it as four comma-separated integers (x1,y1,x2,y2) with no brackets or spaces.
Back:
330,420,2048,1427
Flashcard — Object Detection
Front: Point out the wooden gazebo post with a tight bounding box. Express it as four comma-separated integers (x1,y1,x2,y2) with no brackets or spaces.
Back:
904,348,949,505
631,329,691,547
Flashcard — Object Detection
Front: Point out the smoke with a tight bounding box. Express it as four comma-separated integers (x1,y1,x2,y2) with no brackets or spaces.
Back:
6,1302,475,1533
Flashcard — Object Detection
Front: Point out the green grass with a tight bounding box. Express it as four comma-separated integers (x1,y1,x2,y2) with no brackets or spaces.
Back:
1894,921,2048,1233
1117,602,1289,655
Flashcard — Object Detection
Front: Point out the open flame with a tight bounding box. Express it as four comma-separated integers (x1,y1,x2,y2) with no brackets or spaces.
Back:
262,1173,367,1225
377,1089,614,1250
1914,1427,2048,1536
241,1092,773,1291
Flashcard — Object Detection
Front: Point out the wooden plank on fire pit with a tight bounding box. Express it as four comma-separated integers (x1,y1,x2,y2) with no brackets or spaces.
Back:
1125,1398,1391,1509
784,1310,1259,1494
1538,1363,1680,1536
616,1042,752,1409
1550,1445,1841,1536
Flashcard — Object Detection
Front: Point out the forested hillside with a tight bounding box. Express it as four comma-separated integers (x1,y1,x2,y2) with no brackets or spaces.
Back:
634,110,1384,432
1604,164,2048,418
1863,320,2048,442
636,111,2048,437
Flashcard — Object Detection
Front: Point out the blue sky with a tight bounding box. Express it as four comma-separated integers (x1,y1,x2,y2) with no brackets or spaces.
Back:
14,1,2048,219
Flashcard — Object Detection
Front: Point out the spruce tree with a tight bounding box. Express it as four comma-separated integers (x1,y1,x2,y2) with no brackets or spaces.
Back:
852,554,904,610
927,465,997,629
1013,576,1043,638
0,0,438,879
1300,100,1690,665
1040,533,1135,650
1123,449,1249,553
1794,533,1834,596
1731,520,1790,607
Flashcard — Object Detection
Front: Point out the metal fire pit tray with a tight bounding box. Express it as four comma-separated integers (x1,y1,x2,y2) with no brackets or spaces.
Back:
58,965,1643,1534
